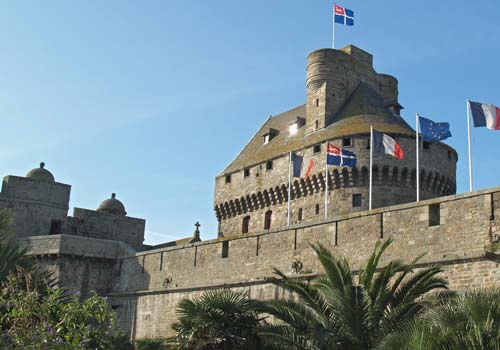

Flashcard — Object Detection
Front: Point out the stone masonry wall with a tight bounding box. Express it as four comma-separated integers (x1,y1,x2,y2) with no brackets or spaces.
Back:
108,187,500,339
215,135,457,236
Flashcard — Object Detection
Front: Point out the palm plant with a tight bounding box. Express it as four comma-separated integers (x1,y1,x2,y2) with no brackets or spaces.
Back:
0,209,34,283
257,238,448,350
168,289,267,350
379,289,500,350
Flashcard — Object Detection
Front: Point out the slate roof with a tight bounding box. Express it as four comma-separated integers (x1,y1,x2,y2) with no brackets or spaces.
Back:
221,82,416,176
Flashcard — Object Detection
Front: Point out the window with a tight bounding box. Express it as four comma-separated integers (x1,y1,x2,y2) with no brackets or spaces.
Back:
352,194,362,207
423,141,430,150
263,134,270,145
316,98,319,107
429,204,440,226
313,144,321,153
266,160,273,171
263,128,279,144
242,216,250,234
221,241,229,258
366,139,371,149
315,120,319,129
342,137,352,147
264,210,272,230
225,174,231,183
289,123,298,135
447,150,452,160
244,168,250,177
50,220,62,235
298,208,303,222
315,204,320,215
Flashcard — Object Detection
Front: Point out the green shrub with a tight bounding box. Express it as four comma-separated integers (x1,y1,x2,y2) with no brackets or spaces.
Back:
135,337,166,350
0,267,124,349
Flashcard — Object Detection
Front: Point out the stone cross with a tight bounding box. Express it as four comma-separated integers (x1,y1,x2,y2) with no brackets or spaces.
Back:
190,222,201,243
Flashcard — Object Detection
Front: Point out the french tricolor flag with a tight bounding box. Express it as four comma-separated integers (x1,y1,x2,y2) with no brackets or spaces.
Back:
292,154,315,179
469,100,500,130
373,129,404,160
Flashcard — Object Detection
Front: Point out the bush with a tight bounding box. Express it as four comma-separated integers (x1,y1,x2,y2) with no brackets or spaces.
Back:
0,267,124,349
135,337,166,350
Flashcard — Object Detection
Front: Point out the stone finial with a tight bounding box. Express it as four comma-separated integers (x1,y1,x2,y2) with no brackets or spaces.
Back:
40,162,45,168
111,193,116,199
190,222,201,243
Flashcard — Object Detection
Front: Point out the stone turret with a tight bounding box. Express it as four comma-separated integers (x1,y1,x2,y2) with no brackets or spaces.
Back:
305,46,401,134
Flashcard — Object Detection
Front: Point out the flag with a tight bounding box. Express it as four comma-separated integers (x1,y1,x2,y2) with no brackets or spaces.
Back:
334,5,354,26
292,154,315,178
326,143,357,167
469,100,500,130
419,116,452,141
372,130,404,160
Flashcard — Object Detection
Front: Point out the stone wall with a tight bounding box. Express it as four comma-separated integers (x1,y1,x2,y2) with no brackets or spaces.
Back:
0,176,70,238
65,208,145,251
23,234,135,295
215,135,457,236
108,187,500,339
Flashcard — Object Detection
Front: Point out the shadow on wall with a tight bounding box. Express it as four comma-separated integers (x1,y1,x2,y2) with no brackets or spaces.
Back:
108,256,151,339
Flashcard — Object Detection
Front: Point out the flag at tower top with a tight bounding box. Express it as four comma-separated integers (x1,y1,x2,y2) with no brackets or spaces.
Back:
334,5,354,26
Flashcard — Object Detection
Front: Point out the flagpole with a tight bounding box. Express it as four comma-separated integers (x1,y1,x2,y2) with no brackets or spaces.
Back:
325,144,329,220
416,113,420,202
369,126,373,210
287,151,292,226
466,99,473,192
332,9,335,48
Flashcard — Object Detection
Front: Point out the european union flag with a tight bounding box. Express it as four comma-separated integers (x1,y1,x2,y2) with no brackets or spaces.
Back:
419,116,452,141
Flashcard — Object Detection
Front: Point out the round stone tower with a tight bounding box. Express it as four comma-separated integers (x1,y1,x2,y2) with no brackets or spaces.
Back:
214,45,457,237
303,46,457,214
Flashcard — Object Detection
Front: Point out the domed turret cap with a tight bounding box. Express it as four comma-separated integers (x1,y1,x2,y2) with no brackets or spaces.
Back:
97,193,127,216
26,162,55,182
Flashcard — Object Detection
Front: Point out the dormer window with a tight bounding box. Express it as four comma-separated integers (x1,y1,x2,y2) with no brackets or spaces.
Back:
289,117,305,136
263,134,270,144
263,128,279,145
385,100,404,116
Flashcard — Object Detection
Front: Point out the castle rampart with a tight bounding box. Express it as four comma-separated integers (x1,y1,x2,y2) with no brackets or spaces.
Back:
101,187,500,339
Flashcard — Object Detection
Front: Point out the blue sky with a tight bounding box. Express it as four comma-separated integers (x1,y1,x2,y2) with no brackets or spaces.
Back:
0,0,499,245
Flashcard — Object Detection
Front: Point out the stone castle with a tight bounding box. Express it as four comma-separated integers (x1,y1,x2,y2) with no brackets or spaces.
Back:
8,45,499,339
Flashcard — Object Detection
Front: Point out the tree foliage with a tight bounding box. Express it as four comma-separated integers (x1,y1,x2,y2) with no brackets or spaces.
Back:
168,289,267,350
0,267,125,349
379,289,500,350
257,239,448,350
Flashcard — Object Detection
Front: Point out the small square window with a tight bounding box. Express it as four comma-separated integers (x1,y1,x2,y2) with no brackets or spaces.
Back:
244,168,250,177
225,174,231,183
342,138,352,147
313,144,321,153
266,161,273,171
352,194,362,208
423,141,430,150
